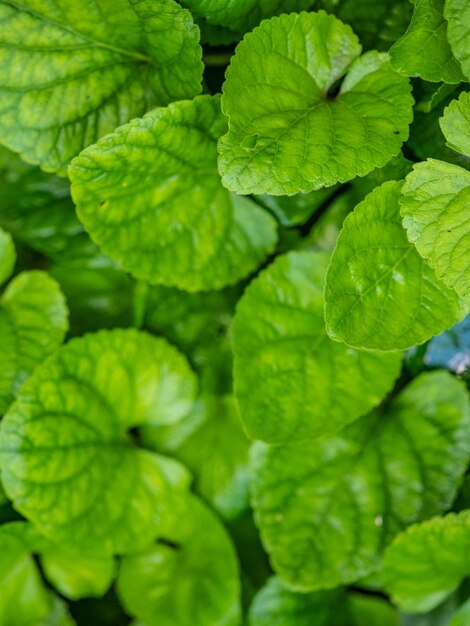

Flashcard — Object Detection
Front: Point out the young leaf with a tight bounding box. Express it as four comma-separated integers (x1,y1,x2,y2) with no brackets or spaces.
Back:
439,91,470,156
0,329,197,554
324,181,468,351
0,523,52,626
389,0,464,83
218,11,413,195
445,0,470,80
382,511,470,612
232,250,402,444
117,494,241,626
0,270,69,415
400,159,470,298
248,577,398,626
0,227,16,287
69,95,277,291
251,371,470,590
142,394,251,520
0,0,203,174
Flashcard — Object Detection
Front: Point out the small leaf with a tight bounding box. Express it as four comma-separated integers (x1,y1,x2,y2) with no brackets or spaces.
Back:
117,494,241,626
0,0,203,174
0,271,69,414
400,159,470,298
382,511,470,612
70,95,277,291
0,226,16,287
233,250,402,443
445,0,470,80
0,329,197,554
251,371,470,590
439,91,470,156
325,181,468,351
390,0,464,83
218,11,413,195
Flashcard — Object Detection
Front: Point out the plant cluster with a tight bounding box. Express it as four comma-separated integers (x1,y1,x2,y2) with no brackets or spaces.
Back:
0,0,469,625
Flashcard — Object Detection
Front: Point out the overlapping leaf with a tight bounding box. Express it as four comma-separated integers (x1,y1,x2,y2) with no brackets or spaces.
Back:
69,95,277,291
445,0,470,80
0,0,203,174
233,250,401,443
251,371,470,590
218,11,413,195
325,181,468,351
0,329,197,553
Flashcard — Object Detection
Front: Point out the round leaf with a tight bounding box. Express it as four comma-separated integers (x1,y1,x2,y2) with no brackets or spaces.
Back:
325,181,468,351
439,91,470,156
445,0,470,80
69,95,277,291
0,329,197,554
218,11,413,195
0,0,203,174
251,371,470,590
233,250,402,444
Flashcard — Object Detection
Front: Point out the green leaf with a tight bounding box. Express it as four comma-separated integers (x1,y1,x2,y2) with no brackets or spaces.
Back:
0,0,203,174
382,511,470,612
142,394,251,520
251,371,470,590
248,577,398,626
450,596,470,626
233,250,402,443
0,328,197,554
390,0,464,83
301,190,353,252
0,271,69,415
318,0,413,52
69,94,277,291
0,227,16,287
218,11,413,195
0,522,51,626
255,187,339,228
324,181,468,351
400,159,470,299
117,494,241,626
445,0,470,80
181,0,314,34
440,92,470,156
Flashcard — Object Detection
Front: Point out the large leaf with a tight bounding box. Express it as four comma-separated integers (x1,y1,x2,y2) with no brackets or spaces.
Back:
232,250,401,443
117,494,241,626
445,0,470,80
439,91,470,157
0,270,69,415
324,181,468,351
382,511,470,612
400,159,470,298
69,95,277,291
0,0,203,174
218,11,413,195
251,371,470,590
390,0,464,83
0,329,197,554
248,577,398,626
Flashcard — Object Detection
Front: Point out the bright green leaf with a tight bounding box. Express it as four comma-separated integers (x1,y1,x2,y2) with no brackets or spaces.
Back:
445,0,470,80
400,159,470,298
325,181,468,351
117,494,241,626
390,0,464,83
142,394,251,520
0,329,196,554
382,511,470,612
218,11,413,195
248,576,398,626
233,250,401,443
0,227,16,287
251,371,470,590
440,92,470,156
0,0,203,174
0,271,68,414
69,95,277,291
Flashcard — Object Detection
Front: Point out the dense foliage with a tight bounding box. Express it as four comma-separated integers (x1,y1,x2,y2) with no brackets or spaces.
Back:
0,1,469,624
